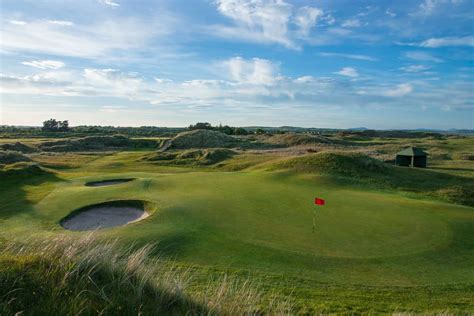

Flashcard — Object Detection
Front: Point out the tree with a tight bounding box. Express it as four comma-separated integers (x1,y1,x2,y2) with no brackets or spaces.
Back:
59,120,69,131
189,122,213,130
218,125,234,135
234,127,248,135
42,118,70,132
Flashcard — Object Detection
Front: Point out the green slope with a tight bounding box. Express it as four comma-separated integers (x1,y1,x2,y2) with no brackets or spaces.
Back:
3,170,472,286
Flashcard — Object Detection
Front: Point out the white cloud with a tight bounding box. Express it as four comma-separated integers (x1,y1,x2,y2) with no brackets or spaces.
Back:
319,52,376,61
382,83,413,97
222,57,279,85
405,51,443,63
385,9,396,17
10,20,27,25
99,0,120,7
334,67,359,77
215,0,293,47
357,83,413,97
47,20,74,26
293,6,323,36
21,60,65,70
294,76,314,83
213,0,324,48
1,17,173,58
341,19,361,28
420,36,474,47
400,65,430,73
83,68,143,95
419,0,463,15
154,78,173,84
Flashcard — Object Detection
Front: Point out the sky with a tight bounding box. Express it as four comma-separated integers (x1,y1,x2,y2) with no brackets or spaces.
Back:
0,0,473,129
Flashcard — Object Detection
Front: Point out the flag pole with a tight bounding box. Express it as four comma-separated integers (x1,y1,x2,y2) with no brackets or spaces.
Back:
313,198,325,233
312,204,316,233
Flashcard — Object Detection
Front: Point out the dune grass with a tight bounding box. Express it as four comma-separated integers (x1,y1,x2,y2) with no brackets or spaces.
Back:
1,234,292,315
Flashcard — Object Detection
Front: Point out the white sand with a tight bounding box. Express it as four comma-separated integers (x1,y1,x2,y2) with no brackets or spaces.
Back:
61,206,149,231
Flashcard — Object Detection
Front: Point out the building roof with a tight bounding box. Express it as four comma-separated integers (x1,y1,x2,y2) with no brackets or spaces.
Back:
396,147,428,157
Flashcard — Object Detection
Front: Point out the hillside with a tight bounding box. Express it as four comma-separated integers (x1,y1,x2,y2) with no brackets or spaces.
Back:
169,129,239,149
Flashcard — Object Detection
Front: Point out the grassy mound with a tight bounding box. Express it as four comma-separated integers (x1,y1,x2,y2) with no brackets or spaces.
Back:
453,152,474,161
0,162,49,178
39,135,157,152
0,235,290,315
0,150,31,164
145,148,235,166
170,130,238,149
0,142,37,153
437,185,474,206
261,133,336,147
268,152,388,178
268,152,474,206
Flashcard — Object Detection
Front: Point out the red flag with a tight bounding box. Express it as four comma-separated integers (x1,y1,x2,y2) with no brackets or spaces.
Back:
314,198,325,205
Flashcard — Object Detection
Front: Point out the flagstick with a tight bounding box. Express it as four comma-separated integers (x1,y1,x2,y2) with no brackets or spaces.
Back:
312,205,316,233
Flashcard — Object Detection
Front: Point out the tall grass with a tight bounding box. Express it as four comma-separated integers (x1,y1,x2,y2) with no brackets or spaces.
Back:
0,234,292,315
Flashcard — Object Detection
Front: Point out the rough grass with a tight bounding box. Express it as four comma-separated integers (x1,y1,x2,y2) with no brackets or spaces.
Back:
260,133,339,146
0,234,292,315
0,150,31,164
170,130,239,149
145,148,236,166
38,135,158,152
267,152,388,176
0,142,37,153
0,162,49,178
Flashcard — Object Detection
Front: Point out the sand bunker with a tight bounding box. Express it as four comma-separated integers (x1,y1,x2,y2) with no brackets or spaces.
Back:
60,200,149,231
85,178,134,187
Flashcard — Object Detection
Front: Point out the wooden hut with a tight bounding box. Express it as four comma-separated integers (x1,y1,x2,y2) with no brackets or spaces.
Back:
395,147,428,168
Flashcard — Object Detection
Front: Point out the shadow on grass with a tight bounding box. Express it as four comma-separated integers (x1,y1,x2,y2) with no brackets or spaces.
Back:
0,164,62,220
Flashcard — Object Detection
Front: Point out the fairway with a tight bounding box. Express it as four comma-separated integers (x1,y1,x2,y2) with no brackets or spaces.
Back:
6,165,473,287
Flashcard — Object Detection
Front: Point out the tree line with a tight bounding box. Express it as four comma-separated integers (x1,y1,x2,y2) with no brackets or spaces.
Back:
188,122,250,135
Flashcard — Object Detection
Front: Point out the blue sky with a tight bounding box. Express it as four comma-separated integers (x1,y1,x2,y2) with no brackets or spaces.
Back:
0,0,473,129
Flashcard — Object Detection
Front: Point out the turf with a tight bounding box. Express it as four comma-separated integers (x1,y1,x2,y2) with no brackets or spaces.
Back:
1,142,474,313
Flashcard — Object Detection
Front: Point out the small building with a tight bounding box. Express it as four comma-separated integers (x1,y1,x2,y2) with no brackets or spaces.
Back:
395,147,428,168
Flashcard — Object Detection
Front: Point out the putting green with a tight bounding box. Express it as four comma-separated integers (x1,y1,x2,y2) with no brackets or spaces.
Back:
24,170,474,286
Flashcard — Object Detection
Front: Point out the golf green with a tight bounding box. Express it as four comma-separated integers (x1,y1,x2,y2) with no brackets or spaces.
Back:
15,170,473,286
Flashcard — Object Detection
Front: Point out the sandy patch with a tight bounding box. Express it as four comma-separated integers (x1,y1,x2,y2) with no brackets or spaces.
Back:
61,205,149,231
